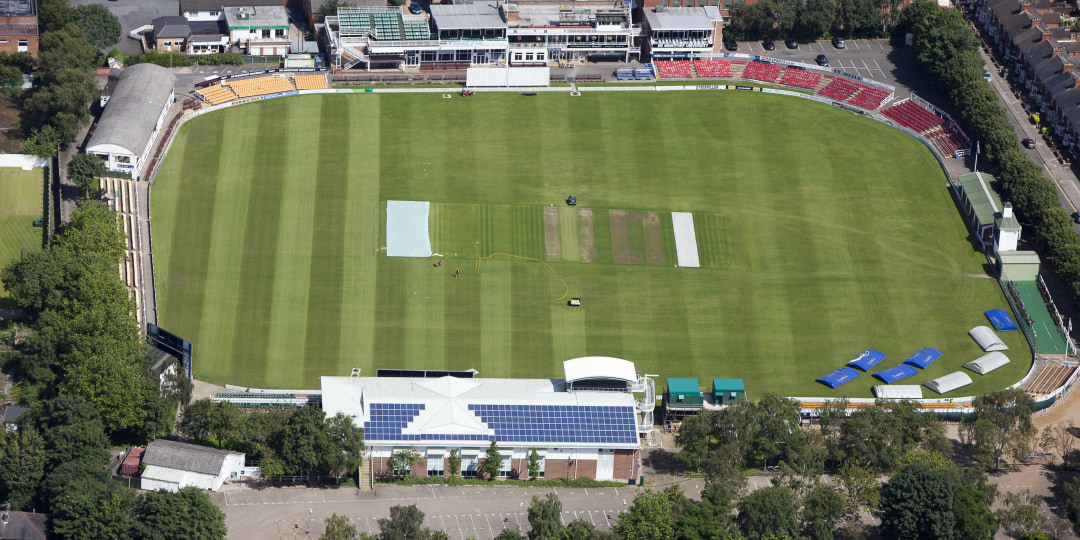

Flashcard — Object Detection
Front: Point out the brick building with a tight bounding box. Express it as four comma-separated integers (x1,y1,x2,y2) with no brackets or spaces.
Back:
321,357,651,484
0,0,38,58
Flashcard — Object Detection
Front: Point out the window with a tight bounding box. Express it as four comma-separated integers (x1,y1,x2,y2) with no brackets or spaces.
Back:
210,11,219,16
115,155,131,164
462,455,479,478
421,51,436,62
513,52,522,61
427,454,444,477
500,455,512,478
262,29,270,38
537,456,545,478
17,39,26,52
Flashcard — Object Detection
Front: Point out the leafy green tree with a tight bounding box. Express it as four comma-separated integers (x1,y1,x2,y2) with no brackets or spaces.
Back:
1064,477,1080,535
50,476,136,540
39,458,111,513
527,494,563,540
528,448,541,480
178,398,216,441
377,505,432,540
323,513,360,540
54,200,127,264
447,448,461,478
203,401,241,448
494,530,525,540
25,24,99,142
960,389,1037,470
37,0,72,33
1039,420,1076,469
879,464,956,540
611,490,673,540
482,439,503,480
324,412,365,482
893,448,952,473
953,486,998,540
735,485,798,539
67,152,106,195
32,393,111,470
800,484,844,540
0,427,45,509
563,519,617,540
21,124,62,157
996,490,1048,539
387,447,421,479
279,405,329,475
67,4,121,50
132,487,227,540
837,459,879,518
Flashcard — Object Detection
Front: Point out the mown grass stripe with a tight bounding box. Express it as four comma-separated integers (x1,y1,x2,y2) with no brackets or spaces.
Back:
445,262,482,370
302,98,350,372
230,99,289,383
511,262,554,378
158,113,224,346
558,206,580,263
374,257,407,367
479,260,512,377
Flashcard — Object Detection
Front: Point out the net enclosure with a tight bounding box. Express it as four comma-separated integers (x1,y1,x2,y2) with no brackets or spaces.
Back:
923,371,973,394
817,367,861,388
873,364,919,384
847,350,886,371
985,309,1019,331
903,347,943,369
970,326,1008,351
873,385,923,399
963,352,1010,375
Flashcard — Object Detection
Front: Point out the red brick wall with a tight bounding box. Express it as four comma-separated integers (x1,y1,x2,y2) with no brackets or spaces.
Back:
614,450,637,481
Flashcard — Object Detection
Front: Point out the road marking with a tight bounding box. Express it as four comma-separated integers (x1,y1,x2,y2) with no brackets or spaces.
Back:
1044,163,1077,212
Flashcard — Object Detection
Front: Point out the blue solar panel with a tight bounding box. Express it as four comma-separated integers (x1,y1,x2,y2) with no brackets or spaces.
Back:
361,402,639,444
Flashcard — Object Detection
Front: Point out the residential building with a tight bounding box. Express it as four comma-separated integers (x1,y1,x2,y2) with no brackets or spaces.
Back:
0,0,37,58
225,5,290,55
180,0,283,22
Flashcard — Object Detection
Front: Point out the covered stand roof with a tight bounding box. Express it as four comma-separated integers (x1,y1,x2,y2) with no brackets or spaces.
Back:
872,385,923,400
957,173,1002,228
142,440,237,476
964,352,1011,375
643,6,721,30
923,372,973,394
431,4,505,30
970,326,1009,352
563,357,636,383
86,64,176,158
321,375,641,449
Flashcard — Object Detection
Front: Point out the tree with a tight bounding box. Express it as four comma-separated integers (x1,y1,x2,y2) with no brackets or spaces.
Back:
447,448,461,478
953,486,998,540
38,0,72,33
132,487,228,540
21,124,63,158
54,200,127,264
563,519,616,540
879,464,956,540
482,439,503,480
67,152,106,195
323,513,359,540
1065,477,1080,535
527,494,563,540
324,412,365,482
1040,420,1077,469
320,0,361,16
178,398,216,442
735,485,798,539
67,4,121,50
32,393,111,470
0,427,45,509
528,448,541,480
493,530,525,540
279,405,329,475
388,447,422,479
377,505,432,540
837,459,879,520
50,477,136,540
39,458,111,513
960,389,1037,470
801,484,844,540
611,490,673,540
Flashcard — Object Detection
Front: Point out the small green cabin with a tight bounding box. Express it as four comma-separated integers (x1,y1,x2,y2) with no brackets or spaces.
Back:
666,378,703,409
713,378,745,405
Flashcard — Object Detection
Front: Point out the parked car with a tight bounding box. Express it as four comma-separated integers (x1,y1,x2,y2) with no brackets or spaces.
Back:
409,2,422,14
724,39,738,51
1022,138,1036,149
983,70,992,82
815,54,829,67
1072,211,1080,224
785,39,799,49
832,36,845,49
763,39,775,50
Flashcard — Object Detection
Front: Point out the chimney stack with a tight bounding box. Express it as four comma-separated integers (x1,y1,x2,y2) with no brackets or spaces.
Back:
1003,203,1013,219
1054,45,1064,56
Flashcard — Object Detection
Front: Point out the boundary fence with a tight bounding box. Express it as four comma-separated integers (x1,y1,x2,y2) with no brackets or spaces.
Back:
142,72,1079,414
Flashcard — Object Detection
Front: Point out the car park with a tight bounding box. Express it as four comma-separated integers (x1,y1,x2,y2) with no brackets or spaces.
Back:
832,36,845,49
763,39,775,50
815,54,829,67
1022,138,1036,149
785,39,798,49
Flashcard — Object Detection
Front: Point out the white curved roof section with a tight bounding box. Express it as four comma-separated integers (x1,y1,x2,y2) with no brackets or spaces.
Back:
969,326,1008,352
964,352,1011,375
873,385,923,400
563,357,636,383
923,371,974,394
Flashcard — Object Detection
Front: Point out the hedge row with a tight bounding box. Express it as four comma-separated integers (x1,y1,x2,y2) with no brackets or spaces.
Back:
904,0,1080,299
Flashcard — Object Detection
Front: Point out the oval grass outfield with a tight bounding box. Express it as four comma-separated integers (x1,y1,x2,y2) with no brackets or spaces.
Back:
151,91,1028,398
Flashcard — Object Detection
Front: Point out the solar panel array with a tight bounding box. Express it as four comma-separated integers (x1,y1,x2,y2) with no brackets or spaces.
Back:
361,402,639,444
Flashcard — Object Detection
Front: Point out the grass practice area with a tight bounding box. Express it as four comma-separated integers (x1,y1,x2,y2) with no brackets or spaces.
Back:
0,168,43,303
151,92,1027,397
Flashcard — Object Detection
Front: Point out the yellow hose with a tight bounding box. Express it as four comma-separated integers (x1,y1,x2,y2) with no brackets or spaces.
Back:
474,243,570,303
